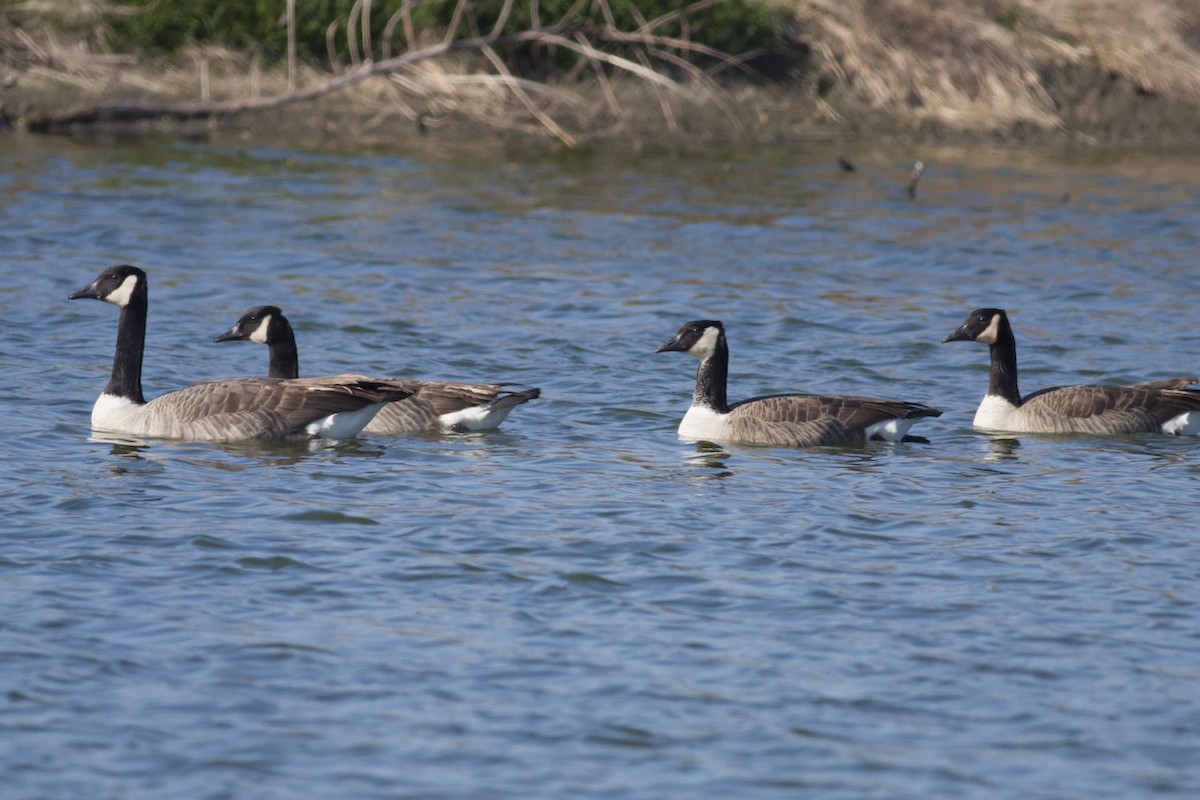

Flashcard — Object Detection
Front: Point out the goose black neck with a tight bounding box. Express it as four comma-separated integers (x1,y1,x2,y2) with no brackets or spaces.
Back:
988,319,1022,406
107,288,147,404
268,320,300,379
694,333,730,412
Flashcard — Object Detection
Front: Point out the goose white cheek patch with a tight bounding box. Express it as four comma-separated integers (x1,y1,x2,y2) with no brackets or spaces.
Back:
688,326,722,359
250,316,273,344
975,314,1002,345
105,274,140,308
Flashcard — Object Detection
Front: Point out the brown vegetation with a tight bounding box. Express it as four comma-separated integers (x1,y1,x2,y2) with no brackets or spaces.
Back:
3,0,1200,146
792,0,1200,140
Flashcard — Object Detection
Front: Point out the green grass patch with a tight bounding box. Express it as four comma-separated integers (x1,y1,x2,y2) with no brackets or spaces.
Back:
104,0,789,67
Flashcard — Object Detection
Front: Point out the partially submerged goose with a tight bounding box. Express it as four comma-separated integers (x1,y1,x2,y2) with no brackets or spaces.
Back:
214,305,540,434
69,266,410,441
656,320,941,447
942,307,1200,435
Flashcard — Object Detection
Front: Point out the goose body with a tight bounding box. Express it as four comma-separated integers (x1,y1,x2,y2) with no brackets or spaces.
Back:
656,320,941,447
943,308,1200,436
69,266,409,442
214,305,539,435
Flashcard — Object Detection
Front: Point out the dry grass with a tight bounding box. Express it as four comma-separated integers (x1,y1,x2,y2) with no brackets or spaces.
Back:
2,0,744,144
791,0,1200,136
4,0,1200,143
797,0,1057,130
1016,0,1200,99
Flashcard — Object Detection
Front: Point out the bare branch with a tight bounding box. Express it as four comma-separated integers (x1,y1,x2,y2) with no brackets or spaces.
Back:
575,32,620,119
382,9,403,61
326,19,343,72
634,47,675,132
401,0,417,52
601,29,754,75
444,0,470,47
535,31,689,95
23,5,748,145
347,0,363,67
640,0,726,36
557,0,591,28
382,0,419,60
594,0,617,30
490,0,515,39
362,0,374,63
645,47,743,129
286,0,296,92
480,44,576,146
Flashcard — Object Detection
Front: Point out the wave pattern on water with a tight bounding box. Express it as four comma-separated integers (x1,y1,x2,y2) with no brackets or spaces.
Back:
2,139,1200,799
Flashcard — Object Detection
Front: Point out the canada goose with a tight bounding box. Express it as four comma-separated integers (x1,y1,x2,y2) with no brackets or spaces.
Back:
655,320,941,447
68,265,411,441
942,307,1200,435
214,305,540,434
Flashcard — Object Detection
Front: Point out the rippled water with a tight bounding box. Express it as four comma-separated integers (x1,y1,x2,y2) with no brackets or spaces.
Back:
4,135,1200,799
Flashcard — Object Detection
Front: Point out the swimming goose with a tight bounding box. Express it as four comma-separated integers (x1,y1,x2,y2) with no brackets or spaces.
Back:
214,305,540,434
68,265,411,441
942,307,1200,435
655,320,941,447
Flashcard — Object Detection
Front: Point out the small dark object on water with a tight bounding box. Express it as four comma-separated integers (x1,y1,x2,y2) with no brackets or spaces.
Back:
836,155,856,173
907,160,924,200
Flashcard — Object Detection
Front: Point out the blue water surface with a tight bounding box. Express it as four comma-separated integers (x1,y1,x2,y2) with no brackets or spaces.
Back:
2,135,1199,799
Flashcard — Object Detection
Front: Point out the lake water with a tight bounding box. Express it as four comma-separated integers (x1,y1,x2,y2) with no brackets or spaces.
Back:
3,134,1200,799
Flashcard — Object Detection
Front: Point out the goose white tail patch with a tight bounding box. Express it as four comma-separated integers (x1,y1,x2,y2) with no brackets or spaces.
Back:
439,401,516,432
1161,411,1200,436
305,402,388,439
864,418,917,442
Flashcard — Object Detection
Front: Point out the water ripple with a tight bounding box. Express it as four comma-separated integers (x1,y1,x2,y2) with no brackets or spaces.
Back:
2,138,1200,799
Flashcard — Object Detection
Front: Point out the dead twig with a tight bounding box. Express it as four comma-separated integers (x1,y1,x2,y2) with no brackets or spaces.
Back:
23,2,746,144
479,43,576,145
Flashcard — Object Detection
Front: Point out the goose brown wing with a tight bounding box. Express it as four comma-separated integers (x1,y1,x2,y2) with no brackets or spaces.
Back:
407,381,508,415
145,376,409,438
364,382,540,434
415,383,540,415
277,375,411,423
358,379,500,434
731,393,938,423
1023,384,1200,432
726,394,940,447
1129,376,1197,391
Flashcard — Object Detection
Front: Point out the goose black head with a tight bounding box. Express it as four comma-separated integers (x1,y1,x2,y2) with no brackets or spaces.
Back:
656,320,726,359
943,308,1008,346
214,305,287,345
68,264,147,308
